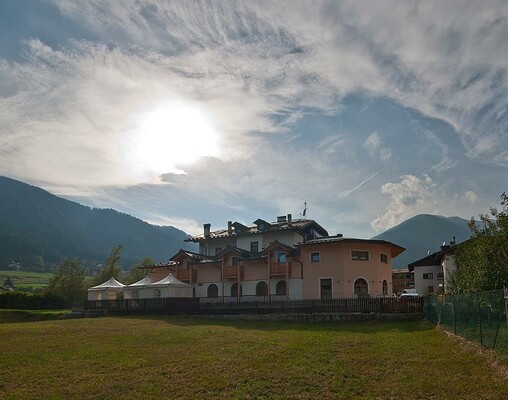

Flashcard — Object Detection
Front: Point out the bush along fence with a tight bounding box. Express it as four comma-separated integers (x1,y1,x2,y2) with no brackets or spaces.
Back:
424,289,508,354
84,296,424,315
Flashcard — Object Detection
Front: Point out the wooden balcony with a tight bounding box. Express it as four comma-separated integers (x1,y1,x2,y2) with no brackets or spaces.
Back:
223,265,245,280
270,262,291,277
175,269,198,283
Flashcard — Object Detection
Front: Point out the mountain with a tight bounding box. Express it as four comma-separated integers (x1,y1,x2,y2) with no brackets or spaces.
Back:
0,176,196,270
372,214,473,269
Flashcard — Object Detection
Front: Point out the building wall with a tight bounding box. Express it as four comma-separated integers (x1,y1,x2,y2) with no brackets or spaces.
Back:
442,255,456,293
413,265,441,295
301,242,393,298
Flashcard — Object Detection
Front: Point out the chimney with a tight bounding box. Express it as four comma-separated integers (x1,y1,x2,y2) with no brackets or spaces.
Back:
228,221,232,235
277,215,287,223
287,214,292,226
204,223,211,238
450,236,456,247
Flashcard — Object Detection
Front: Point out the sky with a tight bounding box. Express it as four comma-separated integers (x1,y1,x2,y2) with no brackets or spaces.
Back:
1,1,508,238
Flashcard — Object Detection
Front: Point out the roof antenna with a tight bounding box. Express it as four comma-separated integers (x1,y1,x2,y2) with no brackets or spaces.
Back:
300,201,307,219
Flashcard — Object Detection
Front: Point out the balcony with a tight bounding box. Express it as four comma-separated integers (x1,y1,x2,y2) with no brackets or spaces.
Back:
175,269,198,283
223,265,245,280
270,262,291,277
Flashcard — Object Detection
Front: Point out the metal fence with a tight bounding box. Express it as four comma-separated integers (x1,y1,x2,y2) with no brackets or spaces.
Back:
424,289,508,353
84,296,424,315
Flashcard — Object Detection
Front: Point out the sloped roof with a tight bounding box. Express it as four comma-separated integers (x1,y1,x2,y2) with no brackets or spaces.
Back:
151,273,192,288
298,236,406,258
88,277,125,291
187,218,329,242
408,241,466,271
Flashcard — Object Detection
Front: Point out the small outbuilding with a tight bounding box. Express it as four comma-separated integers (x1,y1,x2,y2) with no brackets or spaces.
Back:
87,277,125,301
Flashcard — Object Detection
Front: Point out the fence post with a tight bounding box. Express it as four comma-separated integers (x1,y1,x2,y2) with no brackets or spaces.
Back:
476,292,483,346
453,295,457,335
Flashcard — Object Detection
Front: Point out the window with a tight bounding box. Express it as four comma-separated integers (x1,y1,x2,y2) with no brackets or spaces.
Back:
250,241,259,253
215,247,223,255
277,252,287,263
382,280,388,295
352,251,369,261
310,252,320,262
320,278,332,300
132,290,139,299
231,283,242,297
207,284,218,298
154,289,161,299
354,278,369,297
423,273,433,280
256,282,268,296
276,280,286,295
380,254,388,263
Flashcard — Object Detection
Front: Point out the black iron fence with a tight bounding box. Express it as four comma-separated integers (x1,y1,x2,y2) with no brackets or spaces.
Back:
84,296,423,315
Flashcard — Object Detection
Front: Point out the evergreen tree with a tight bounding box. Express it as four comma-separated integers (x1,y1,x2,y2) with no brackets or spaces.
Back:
46,259,85,307
93,245,124,285
124,256,153,284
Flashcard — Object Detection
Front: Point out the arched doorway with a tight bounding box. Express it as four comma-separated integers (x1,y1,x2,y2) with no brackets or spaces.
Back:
382,280,388,295
256,281,268,297
207,284,218,298
231,283,242,297
276,280,286,296
354,278,368,297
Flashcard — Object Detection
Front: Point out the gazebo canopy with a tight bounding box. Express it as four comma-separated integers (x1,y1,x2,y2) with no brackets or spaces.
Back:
88,277,125,291
126,276,153,287
151,273,192,288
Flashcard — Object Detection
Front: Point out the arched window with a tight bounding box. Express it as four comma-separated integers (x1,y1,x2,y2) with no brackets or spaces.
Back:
231,283,242,297
382,280,388,295
276,280,286,296
256,281,268,296
154,288,161,299
354,278,368,297
207,284,218,298
132,290,139,299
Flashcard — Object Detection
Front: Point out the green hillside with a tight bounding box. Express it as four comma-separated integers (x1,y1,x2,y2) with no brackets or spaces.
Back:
0,176,195,270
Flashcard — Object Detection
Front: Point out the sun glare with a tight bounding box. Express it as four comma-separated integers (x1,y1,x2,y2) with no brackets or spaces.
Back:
123,100,221,179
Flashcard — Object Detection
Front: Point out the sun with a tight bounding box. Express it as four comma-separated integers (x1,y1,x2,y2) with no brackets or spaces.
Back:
123,100,221,178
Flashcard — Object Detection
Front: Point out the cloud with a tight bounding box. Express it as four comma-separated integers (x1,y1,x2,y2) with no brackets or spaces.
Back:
464,190,479,204
371,174,437,231
363,132,392,161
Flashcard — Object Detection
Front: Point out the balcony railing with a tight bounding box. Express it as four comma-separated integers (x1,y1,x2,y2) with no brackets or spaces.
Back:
270,262,291,276
223,265,245,280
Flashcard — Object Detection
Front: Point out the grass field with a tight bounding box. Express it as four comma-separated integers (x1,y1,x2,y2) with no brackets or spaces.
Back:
0,270,53,289
0,316,507,399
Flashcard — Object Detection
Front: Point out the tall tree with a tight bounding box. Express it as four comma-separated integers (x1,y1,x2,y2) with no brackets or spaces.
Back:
46,259,85,307
124,256,153,284
452,193,508,293
93,245,124,285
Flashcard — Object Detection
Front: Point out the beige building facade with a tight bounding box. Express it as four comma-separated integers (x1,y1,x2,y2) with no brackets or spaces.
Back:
144,215,405,302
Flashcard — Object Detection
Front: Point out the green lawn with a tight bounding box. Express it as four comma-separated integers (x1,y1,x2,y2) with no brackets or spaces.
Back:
0,317,507,399
0,270,53,289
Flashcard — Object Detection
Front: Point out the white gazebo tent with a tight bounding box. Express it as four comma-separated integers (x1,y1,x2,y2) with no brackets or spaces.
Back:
150,273,193,298
124,276,153,300
87,277,125,300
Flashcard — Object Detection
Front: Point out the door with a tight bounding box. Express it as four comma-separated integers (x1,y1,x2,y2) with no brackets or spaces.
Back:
320,278,332,300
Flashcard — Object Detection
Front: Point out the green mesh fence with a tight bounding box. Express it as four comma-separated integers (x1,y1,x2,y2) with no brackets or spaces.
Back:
424,289,508,354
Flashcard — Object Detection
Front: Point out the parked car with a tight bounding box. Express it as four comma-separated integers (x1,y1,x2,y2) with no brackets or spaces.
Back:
400,289,420,297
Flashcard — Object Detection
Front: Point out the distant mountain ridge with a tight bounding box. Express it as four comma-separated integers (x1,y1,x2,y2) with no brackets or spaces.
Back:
372,214,473,269
0,176,195,270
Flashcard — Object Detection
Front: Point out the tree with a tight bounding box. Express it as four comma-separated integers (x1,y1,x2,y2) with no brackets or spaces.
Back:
124,256,153,284
93,245,124,285
451,193,508,293
46,259,86,307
